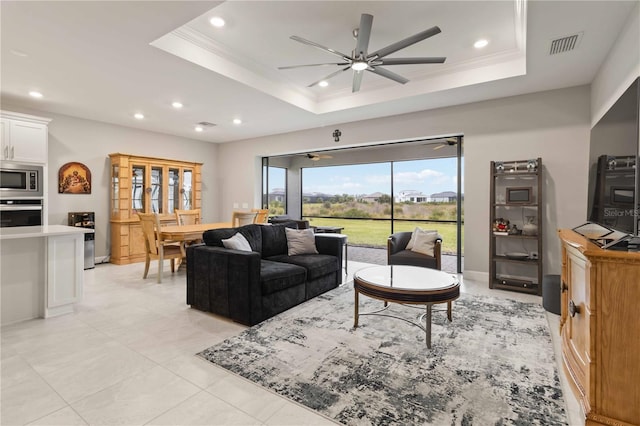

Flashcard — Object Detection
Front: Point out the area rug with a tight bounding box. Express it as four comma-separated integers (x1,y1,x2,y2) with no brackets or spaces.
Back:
198,284,567,425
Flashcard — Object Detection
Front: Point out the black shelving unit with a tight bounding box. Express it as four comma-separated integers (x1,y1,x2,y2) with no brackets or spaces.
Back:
489,158,543,295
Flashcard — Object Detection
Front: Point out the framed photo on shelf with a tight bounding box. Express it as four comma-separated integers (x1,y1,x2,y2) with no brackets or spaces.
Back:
610,186,634,205
506,187,531,204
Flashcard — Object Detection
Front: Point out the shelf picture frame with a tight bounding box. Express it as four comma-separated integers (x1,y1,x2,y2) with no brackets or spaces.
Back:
506,187,531,204
611,186,634,205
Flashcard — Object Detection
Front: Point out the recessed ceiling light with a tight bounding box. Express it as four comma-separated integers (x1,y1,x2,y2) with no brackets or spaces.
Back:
134,113,144,120
28,91,43,98
474,39,489,49
172,101,183,109
318,81,329,87
233,118,242,125
210,16,225,28
195,126,204,132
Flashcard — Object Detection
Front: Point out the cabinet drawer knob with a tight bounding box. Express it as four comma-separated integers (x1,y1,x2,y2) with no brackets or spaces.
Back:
569,300,580,317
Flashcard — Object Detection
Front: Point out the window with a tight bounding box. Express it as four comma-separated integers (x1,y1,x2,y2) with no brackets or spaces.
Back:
267,166,286,215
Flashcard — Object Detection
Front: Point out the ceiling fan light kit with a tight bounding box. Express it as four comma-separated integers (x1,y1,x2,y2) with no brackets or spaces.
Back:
279,13,446,93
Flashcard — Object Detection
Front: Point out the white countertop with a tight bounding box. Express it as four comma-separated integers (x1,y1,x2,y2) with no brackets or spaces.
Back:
0,225,94,240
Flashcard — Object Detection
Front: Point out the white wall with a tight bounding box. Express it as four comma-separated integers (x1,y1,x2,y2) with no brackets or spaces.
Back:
0,103,219,259
218,85,592,280
591,2,640,126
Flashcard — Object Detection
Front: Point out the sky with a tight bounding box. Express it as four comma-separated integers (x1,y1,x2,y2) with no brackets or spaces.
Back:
271,157,463,196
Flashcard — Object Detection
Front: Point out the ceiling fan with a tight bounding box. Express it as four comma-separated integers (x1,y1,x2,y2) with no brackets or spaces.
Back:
279,13,446,93
306,153,333,161
432,138,458,150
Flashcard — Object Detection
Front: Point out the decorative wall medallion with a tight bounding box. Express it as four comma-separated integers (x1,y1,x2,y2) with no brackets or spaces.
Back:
58,162,91,194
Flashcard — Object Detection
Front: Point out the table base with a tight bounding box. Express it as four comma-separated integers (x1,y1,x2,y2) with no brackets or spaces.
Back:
354,293,454,348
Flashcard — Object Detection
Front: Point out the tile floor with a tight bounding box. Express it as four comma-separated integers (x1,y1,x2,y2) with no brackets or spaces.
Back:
1,260,582,425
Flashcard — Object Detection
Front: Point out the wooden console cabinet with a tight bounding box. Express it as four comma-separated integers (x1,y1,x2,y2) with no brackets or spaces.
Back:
559,229,640,426
109,153,202,265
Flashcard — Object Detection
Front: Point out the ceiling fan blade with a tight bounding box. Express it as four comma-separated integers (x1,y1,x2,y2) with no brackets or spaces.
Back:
368,26,441,60
378,57,446,65
352,70,364,93
278,62,349,70
367,66,409,84
290,35,351,60
354,13,373,58
307,66,351,87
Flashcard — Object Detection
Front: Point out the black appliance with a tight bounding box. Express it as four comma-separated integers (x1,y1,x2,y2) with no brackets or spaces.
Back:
0,199,43,227
68,211,95,269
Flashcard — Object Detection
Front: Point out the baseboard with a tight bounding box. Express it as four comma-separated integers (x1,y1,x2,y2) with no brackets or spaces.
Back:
96,256,110,265
463,270,489,284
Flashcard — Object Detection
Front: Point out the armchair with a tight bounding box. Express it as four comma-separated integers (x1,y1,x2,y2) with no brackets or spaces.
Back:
387,231,442,270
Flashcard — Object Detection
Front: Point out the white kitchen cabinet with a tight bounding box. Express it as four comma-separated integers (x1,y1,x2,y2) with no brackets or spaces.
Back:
0,225,91,325
0,111,50,164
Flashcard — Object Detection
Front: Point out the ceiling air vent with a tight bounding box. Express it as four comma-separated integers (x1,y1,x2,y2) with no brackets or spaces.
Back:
197,121,216,127
549,32,583,55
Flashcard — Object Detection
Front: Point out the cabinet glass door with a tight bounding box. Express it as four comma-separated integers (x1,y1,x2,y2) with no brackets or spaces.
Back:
151,167,163,213
182,169,193,210
111,164,119,216
131,165,145,213
168,168,180,214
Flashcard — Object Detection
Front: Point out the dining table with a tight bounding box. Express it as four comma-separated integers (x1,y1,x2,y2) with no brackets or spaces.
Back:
159,222,232,243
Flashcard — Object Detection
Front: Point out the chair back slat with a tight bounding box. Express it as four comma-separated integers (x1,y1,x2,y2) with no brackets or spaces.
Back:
175,209,201,226
232,211,258,227
138,212,160,255
251,208,269,224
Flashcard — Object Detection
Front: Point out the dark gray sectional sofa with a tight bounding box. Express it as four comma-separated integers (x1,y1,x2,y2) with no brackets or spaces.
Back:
186,222,343,326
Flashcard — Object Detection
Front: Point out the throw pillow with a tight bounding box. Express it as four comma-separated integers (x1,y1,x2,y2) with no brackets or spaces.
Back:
411,230,439,256
221,232,252,252
406,227,438,250
285,228,319,256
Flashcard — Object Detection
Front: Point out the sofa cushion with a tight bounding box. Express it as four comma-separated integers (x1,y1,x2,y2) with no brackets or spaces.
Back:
204,224,262,253
389,250,438,269
285,228,318,255
406,227,438,250
411,230,440,256
222,232,252,251
266,254,339,281
260,259,307,295
260,223,297,258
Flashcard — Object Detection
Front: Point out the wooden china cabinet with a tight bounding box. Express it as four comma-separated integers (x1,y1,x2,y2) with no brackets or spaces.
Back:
558,229,640,425
109,153,202,265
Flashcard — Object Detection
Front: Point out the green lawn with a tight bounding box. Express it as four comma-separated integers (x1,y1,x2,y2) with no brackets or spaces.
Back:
306,217,463,254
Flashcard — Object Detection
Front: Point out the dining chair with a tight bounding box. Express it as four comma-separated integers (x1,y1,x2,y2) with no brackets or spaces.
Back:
175,209,201,226
175,208,203,249
138,212,183,283
231,211,258,227
251,208,269,224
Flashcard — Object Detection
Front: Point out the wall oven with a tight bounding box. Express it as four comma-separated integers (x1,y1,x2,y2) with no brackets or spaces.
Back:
0,199,43,227
0,164,43,197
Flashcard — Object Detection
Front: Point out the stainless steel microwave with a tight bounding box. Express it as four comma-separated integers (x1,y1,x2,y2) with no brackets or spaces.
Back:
0,163,43,197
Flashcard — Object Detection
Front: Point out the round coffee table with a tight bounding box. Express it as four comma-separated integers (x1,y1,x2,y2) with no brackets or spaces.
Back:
353,265,460,348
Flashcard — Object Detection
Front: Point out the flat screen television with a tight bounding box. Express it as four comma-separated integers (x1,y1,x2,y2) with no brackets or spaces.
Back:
587,77,640,236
